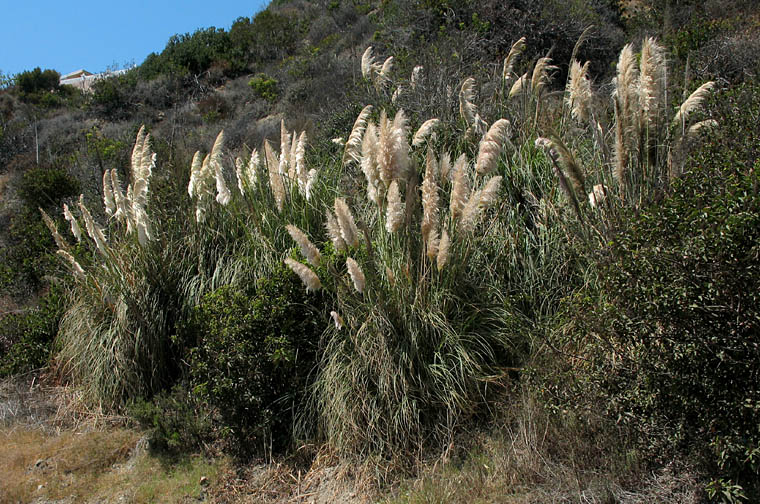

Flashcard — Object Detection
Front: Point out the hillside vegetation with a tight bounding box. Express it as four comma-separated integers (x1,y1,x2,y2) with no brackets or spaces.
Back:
2,0,760,501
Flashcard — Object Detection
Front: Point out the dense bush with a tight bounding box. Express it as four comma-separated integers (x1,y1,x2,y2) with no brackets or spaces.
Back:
0,287,63,376
189,265,327,457
129,383,214,456
248,74,279,102
541,83,760,499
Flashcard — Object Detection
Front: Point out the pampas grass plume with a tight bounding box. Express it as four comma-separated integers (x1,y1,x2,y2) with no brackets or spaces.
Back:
57,249,85,280
386,180,404,233
361,46,376,79
437,229,450,271
285,258,322,292
103,170,115,216
509,73,528,98
566,60,592,123
673,81,715,127
459,77,478,126
502,37,527,81
476,119,510,176
325,210,347,252
335,197,360,248
450,154,470,220
40,208,68,251
286,224,322,267
346,257,366,294
421,146,440,243
412,118,440,147
63,203,82,242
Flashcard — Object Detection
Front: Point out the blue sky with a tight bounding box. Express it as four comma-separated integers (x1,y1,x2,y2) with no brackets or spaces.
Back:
0,0,270,77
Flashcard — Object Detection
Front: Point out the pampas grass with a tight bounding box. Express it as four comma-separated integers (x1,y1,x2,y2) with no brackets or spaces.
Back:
502,37,527,82
476,119,510,176
287,224,322,267
509,73,529,99
285,258,322,292
412,119,440,147
459,77,479,127
62,203,82,242
386,180,404,233
344,105,373,166
421,147,440,245
346,257,366,293
566,60,593,124
673,81,715,128
335,197,360,248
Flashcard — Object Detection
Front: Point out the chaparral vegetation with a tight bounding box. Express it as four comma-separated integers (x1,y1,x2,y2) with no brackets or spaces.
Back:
2,0,760,502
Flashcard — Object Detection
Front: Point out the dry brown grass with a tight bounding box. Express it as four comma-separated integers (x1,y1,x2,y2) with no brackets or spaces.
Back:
0,427,140,503
380,393,702,504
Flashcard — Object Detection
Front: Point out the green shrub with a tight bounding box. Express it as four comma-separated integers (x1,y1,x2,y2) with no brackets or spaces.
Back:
129,383,214,456
0,287,63,376
542,84,760,498
248,74,279,102
17,165,80,210
189,265,327,458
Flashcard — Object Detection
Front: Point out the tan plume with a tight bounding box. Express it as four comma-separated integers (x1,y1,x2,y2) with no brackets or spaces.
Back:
286,224,321,267
459,77,478,126
673,81,715,127
335,197,360,248
476,119,510,176
325,210,347,252
346,257,366,294
508,73,529,99
285,258,321,292
502,37,527,81
566,60,593,123
437,229,450,271
421,146,440,244
343,104,373,165
385,180,404,233
450,154,470,220
63,203,82,242
412,118,440,147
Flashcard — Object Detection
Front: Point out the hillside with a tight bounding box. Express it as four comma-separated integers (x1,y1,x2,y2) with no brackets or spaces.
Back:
2,0,760,502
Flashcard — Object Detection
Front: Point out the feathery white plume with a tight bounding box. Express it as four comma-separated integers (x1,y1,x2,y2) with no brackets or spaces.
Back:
103,170,115,216
285,258,321,292
361,122,383,207
437,229,450,271
346,257,366,294
673,81,715,127
361,46,376,79
508,73,528,98
286,224,321,267
566,60,593,123
450,154,470,220
40,208,68,251
412,118,440,147
421,146,440,244
502,36,527,81
476,119,510,176
188,151,203,197
343,104,373,166
385,180,404,233
57,250,85,280
335,197,360,248
325,210,346,252
63,203,82,242
531,56,558,96
459,77,478,126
